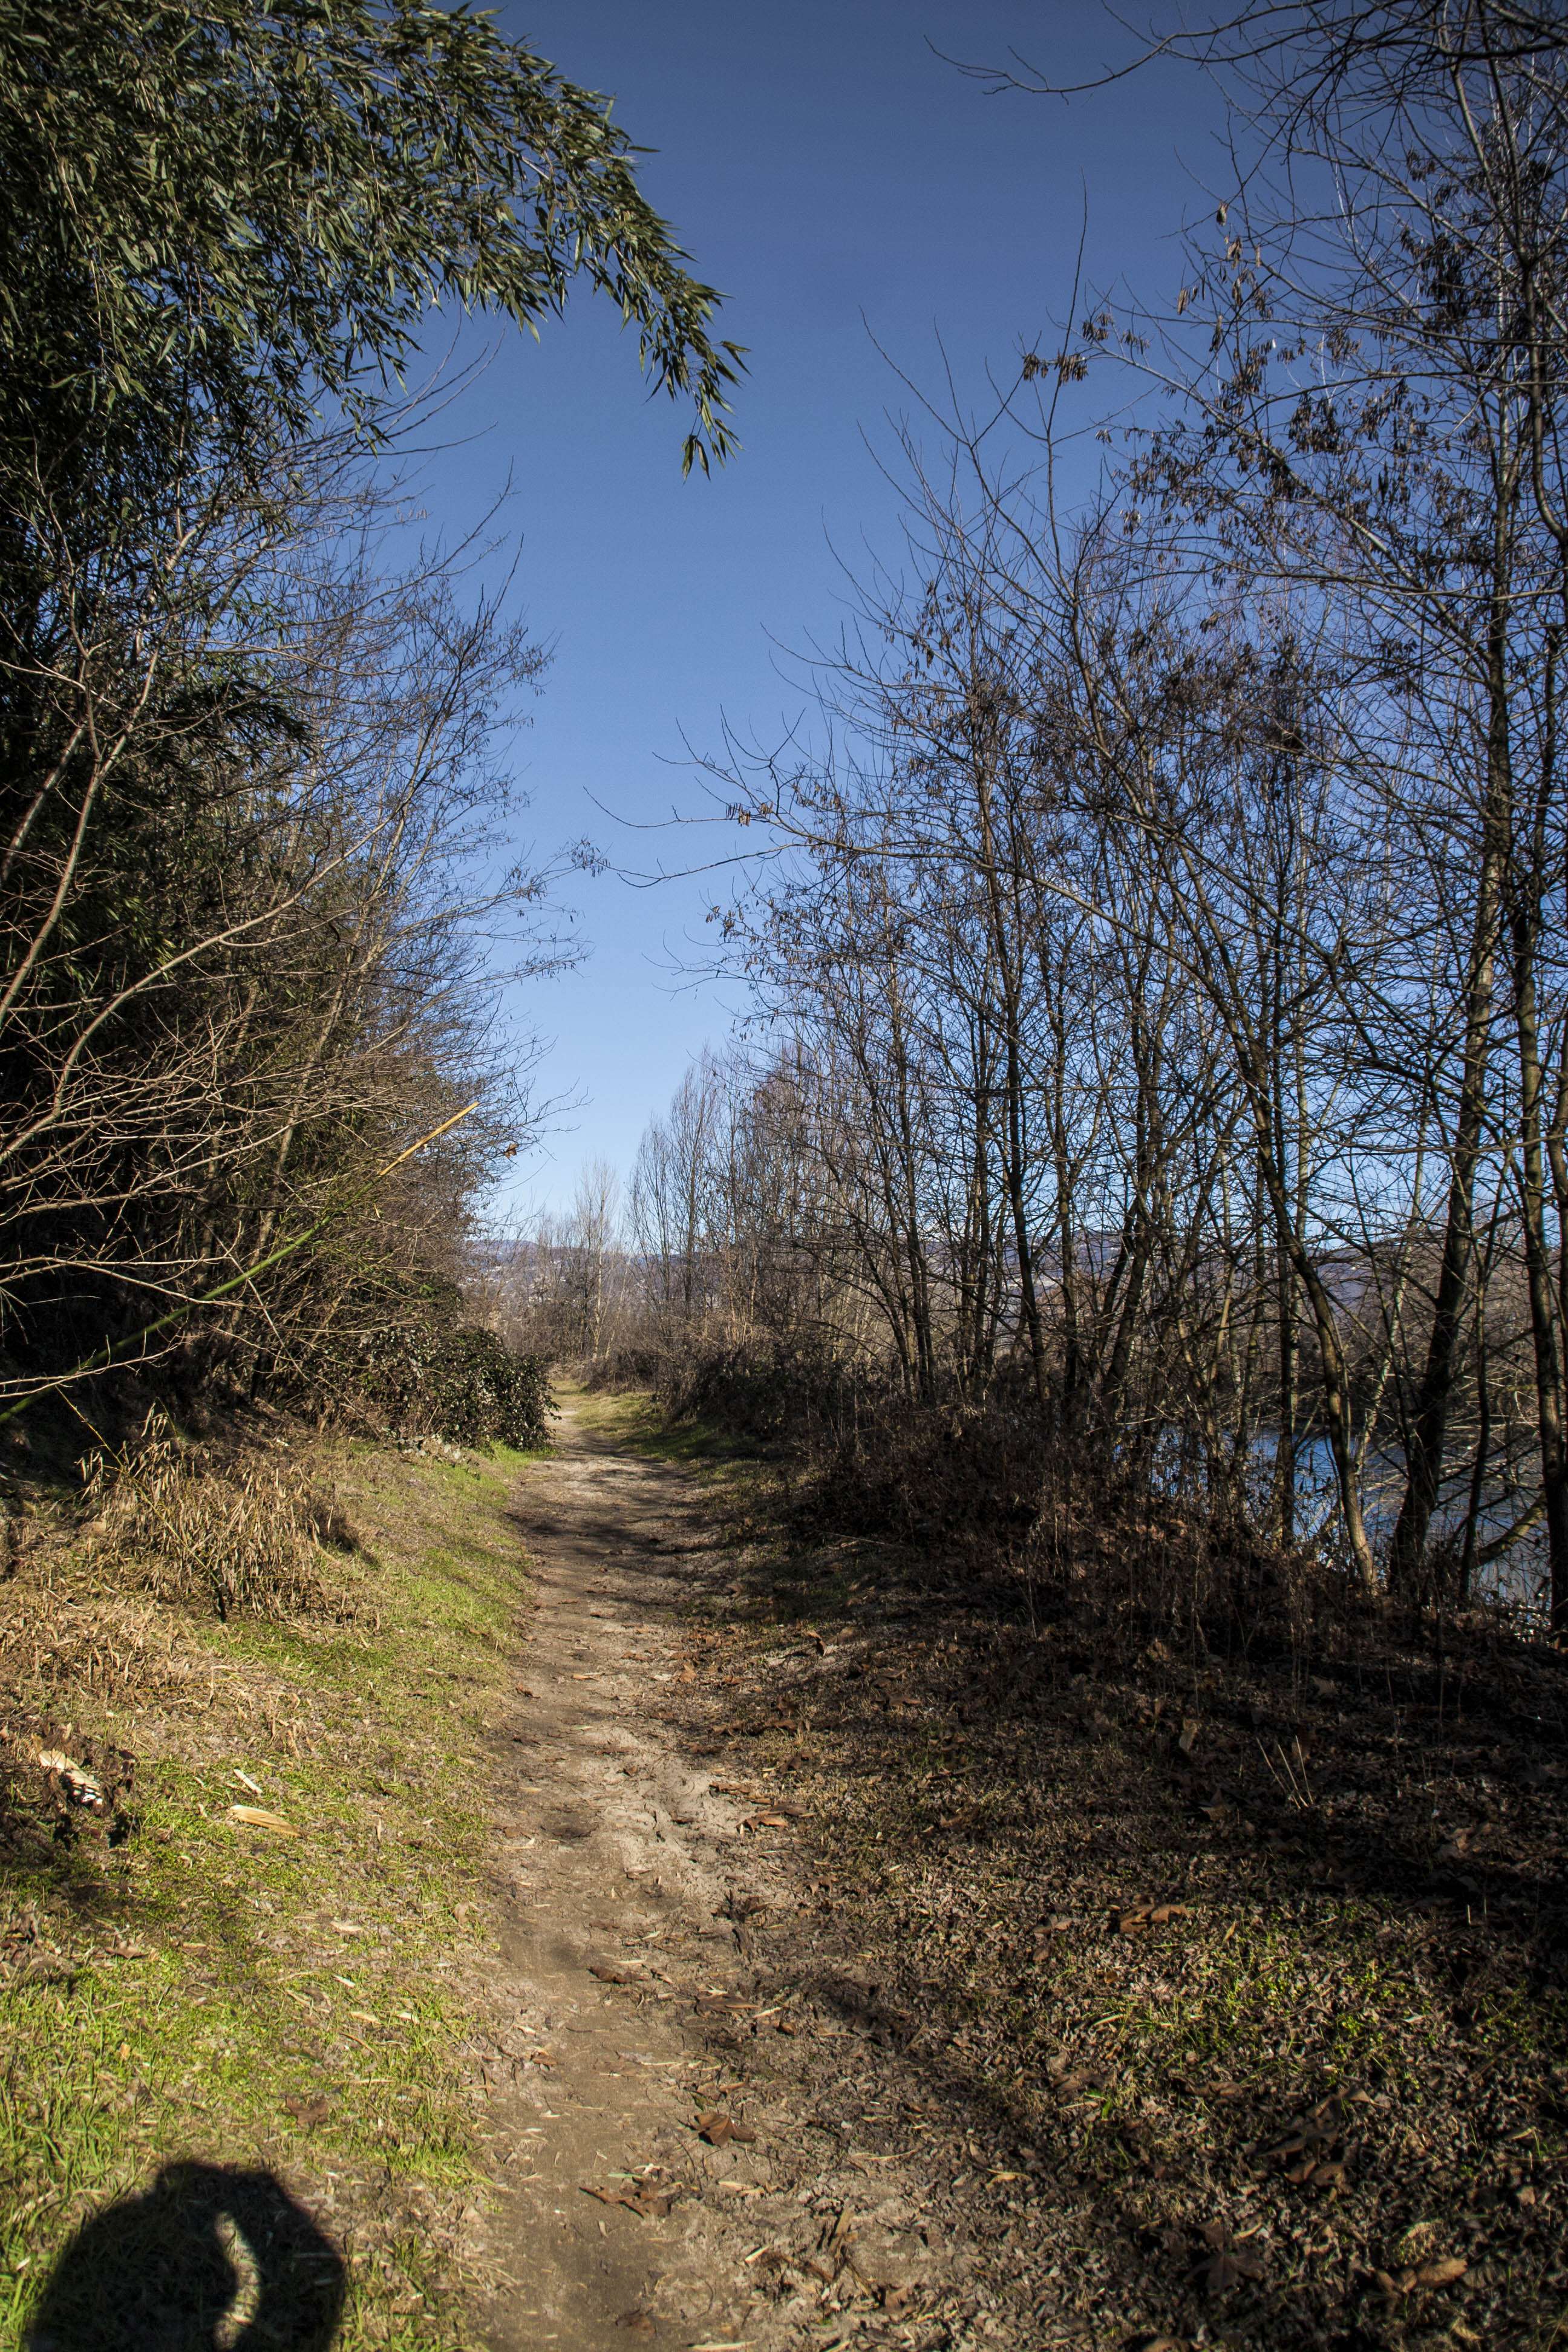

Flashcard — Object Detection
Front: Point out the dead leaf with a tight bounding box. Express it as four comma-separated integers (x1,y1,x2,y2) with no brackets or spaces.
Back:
695,2109,757,2146
1117,1900,1192,1935
1051,2070,1099,2099
1189,2239,1264,2295
227,1804,296,1837
584,2181,675,2220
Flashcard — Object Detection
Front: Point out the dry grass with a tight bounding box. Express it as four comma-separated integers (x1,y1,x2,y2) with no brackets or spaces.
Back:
78,1412,350,1621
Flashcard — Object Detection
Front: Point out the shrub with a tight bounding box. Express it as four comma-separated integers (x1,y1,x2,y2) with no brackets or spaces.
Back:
346,1325,554,1450
659,1335,858,1445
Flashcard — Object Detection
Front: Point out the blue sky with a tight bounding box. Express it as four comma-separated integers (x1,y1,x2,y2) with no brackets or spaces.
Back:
415,3,1225,1218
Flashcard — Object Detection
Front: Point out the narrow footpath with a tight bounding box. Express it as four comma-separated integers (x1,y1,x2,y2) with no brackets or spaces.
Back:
465,1398,1014,2352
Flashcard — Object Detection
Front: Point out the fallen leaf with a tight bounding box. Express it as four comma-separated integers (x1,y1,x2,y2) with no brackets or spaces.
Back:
1117,1902,1191,1934
1191,2247,1264,2294
584,2180,675,2220
1187,2221,1264,2295
695,2109,757,2147
1051,2070,1098,2098
227,1805,296,1837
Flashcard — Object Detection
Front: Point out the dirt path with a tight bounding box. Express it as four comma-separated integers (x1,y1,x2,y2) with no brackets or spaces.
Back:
465,1400,1010,2352
472,1399,801,2351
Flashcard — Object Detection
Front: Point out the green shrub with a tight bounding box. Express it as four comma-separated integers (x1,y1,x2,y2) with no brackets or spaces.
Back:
313,1324,554,1451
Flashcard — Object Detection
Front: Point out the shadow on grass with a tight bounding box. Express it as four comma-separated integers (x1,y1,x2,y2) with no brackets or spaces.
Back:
570,1385,765,1469
24,2162,345,2352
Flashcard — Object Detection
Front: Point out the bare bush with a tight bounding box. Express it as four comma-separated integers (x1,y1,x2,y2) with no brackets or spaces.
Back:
80,1414,345,1621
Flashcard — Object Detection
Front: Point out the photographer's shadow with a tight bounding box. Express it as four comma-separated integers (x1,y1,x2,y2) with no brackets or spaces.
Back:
24,2161,345,2351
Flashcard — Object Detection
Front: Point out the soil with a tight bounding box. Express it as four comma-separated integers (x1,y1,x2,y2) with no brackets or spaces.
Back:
470,1399,1007,2352
464,1399,1568,2352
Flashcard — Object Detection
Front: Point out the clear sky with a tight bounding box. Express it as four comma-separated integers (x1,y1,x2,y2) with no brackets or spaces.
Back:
416,2,1226,1220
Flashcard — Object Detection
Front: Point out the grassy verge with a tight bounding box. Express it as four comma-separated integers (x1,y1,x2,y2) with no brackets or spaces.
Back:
1,1429,540,2351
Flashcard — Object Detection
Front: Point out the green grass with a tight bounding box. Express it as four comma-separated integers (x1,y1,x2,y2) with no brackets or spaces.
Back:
566,1381,763,1471
1,1437,544,2351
